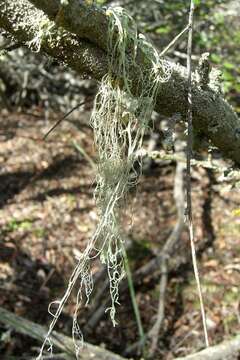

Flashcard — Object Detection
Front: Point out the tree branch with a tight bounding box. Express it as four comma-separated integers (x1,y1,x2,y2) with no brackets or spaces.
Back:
175,335,240,360
28,0,109,51
185,0,209,348
148,145,185,357
1,0,240,164
0,0,107,80
0,307,126,360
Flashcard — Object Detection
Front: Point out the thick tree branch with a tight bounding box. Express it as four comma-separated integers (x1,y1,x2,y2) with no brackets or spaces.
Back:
1,0,240,164
0,0,107,80
28,0,109,51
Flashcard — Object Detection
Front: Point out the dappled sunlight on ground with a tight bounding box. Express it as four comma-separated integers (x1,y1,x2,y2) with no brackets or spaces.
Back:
0,110,240,358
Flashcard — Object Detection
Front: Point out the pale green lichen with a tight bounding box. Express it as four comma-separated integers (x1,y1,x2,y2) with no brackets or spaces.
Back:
209,67,223,95
27,14,55,52
90,6,171,324
37,6,171,359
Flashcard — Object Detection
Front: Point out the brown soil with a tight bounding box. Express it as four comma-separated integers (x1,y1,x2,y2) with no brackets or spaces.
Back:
0,109,240,359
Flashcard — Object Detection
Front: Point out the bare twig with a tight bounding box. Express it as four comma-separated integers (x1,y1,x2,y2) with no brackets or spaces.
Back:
126,147,185,356
43,98,93,140
159,25,189,57
148,256,168,356
121,243,145,349
175,335,240,360
185,0,209,348
139,148,231,173
148,142,185,356
0,307,126,360
0,41,22,51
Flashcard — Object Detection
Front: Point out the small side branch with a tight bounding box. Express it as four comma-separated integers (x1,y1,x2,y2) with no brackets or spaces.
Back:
148,255,168,357
159,25,189,57
147,144,185,357
126,149,185,356
43,99,93,140
185,0,209,349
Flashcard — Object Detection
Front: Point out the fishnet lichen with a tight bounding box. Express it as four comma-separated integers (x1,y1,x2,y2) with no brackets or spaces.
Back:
90,6,172,324
37,6,172,359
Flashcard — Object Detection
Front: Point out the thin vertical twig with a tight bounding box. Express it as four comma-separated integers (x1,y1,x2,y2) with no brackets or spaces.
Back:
126,147,185,357
121,243,145,349
148,255,168,356
148,142,185,356
186,0,209,348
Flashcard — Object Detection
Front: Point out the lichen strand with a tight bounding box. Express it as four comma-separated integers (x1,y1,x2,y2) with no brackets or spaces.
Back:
36,6,171,359
26,11,105,79
30,0,109,51
90,5,172,325
0,0,107,80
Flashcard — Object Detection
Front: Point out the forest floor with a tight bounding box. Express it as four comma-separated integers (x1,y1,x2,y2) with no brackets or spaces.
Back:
0,108,240,359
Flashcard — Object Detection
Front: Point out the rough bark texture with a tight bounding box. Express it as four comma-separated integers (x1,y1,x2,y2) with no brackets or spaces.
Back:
0,0,107,79
0,0,240,164
0,307,126,360
28,0,109,50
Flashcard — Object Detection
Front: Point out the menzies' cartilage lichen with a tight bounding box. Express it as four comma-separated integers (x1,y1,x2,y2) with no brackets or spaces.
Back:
37,6,171,359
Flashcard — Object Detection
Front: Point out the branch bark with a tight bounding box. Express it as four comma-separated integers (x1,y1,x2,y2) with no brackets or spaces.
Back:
0,0,240,164
0,307,126,360
175,335,240,360
28,0,109,51
0,0,107,80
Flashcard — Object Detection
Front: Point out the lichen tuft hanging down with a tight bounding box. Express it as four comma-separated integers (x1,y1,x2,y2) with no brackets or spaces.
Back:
37,6,172,359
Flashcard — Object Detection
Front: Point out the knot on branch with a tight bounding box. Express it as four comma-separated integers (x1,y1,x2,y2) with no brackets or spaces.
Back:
197,52,211,90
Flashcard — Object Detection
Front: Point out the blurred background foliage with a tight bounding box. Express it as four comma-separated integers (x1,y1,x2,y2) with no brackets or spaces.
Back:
98,0,240,110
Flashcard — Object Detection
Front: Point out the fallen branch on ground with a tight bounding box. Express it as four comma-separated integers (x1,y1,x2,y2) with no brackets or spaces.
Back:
175,335,240,360
0,307,126,360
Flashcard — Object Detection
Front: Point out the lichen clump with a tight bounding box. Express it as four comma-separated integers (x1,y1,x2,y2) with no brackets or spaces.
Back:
28,14,55,52
37,6,172,359
91,6,171,323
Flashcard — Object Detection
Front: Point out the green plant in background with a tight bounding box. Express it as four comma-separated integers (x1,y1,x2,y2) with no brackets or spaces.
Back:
123,0,239,111
5,218,33,232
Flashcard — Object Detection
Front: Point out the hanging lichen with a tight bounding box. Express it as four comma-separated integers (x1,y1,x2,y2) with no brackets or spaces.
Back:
90,6,172,324
37,6,172,359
